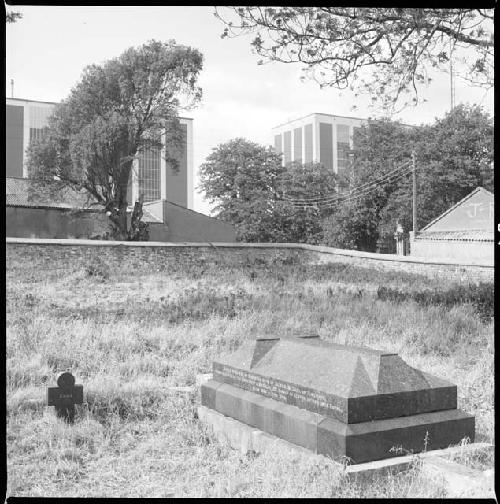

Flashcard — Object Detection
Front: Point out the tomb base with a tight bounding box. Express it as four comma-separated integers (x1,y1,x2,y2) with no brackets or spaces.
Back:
201,380,475,464
198,404,493,497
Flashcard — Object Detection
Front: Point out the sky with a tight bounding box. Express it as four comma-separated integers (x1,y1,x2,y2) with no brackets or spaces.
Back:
6,6,494,215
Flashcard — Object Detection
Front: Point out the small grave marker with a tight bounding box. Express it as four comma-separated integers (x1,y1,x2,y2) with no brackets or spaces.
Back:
47,372,83,423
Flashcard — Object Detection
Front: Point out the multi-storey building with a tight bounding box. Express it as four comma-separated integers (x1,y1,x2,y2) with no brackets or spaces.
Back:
5,97,194,209
272,113,365,174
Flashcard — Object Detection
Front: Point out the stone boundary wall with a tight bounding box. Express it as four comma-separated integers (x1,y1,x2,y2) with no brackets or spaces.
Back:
6,238,493,283
410,237,493,264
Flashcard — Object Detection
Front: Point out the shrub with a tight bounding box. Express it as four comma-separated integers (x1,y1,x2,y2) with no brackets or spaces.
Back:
83,257,110,281
377,282,494,321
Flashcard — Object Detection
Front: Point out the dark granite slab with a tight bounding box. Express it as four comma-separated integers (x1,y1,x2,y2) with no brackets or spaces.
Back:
213,336,457,423
205,381,322,452
213,361,348,422
200,379,222,411
200,380,475,465
318,408,475,464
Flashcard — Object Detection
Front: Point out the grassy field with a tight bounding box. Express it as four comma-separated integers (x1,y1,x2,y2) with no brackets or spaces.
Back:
6,251,494,498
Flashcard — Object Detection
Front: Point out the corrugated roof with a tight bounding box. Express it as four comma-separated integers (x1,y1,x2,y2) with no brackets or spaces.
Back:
416,229,493,242
6,177,99,210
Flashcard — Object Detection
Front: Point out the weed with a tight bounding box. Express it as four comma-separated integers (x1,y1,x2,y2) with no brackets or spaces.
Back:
162,287,254,324
377,282,494,321
83,257,110,281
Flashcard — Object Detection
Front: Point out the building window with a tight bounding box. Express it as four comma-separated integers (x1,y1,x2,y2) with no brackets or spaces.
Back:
293,127,302,163
352,126,362,150
138,147,161,202
29,105,53,128
28,105,53,147
29,127,47,144
336,124,350,173
304,124,313,163
274,134,282,154
319,122,333,171
283,130,292,165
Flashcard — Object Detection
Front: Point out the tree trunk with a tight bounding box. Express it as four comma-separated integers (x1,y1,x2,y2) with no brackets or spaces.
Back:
128,195,149,241
107,203,129,241
109,158,135,240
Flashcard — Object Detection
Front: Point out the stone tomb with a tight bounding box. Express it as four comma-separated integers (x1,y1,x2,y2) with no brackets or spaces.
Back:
200,335,474,464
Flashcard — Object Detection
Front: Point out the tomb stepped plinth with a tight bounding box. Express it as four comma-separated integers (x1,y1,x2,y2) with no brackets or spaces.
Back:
201,335,474,464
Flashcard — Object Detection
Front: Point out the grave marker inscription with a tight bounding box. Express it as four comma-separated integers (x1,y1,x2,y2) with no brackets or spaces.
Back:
47,372,83,423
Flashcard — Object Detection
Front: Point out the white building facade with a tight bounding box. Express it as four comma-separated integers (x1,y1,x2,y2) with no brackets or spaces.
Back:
6,98,55,179
6,97,194,209
272,113,365,174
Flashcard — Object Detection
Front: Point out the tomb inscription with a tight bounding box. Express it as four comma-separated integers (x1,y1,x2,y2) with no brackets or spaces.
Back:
213,362,346,421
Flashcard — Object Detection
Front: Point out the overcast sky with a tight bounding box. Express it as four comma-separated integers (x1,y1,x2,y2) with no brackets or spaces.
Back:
6,6,494,215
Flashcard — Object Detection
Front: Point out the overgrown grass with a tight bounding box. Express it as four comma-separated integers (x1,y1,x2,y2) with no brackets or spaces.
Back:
377,282,494,322
6,251,494,497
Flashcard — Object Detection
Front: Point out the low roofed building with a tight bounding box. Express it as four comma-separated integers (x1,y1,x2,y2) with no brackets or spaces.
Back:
410,187,494,264
6,177,236,242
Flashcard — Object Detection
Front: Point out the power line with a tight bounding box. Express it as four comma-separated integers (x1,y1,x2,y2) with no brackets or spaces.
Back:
282,159,412,204
283,160,413,206
286,167,413,209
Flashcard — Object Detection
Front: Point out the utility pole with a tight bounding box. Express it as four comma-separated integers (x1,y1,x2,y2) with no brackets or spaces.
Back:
412,150,417,234
11,79,14,98
450,38,455,111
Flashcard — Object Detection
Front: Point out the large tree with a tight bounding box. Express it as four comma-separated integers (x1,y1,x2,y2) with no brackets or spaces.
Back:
215,8,493,111
279,161,338,244
322,119,415,251
322,105,494,252
27,40,203,240
378,104,494,247
198,138,284,242
198,138,337,243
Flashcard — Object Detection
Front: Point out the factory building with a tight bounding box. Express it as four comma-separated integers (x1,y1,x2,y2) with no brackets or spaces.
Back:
272,113,365,173
6,97,194,209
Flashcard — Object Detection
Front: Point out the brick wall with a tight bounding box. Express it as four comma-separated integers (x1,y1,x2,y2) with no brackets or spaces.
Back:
6,238,493,283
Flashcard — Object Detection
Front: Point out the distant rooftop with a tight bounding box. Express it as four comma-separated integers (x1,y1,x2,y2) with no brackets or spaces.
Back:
417,229,493,242
273,112,414,129
419,187,494,238
6,177,99,210
273,112,364,129
6,177,189,223
7,97,57,105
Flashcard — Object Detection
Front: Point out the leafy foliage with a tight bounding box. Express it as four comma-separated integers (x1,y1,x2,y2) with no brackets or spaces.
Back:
322,105,494,252
198,139,337,242
215,7,493,112
279,161,338,244
83,257,110,282
6,11,23,23
198,138,284,242
27,40,203,240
